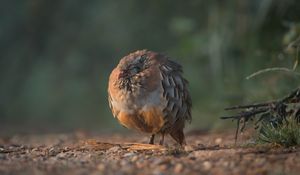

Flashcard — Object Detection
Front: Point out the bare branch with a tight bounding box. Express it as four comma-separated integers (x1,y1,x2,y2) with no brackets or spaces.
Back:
221,87,300,143
246,67,300,80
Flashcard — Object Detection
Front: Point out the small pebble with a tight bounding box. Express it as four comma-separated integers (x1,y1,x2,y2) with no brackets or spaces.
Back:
57,152,66,159
97,163,105,171
107,146,121,153
131,155,138,162
222,161,229,167
159,164,168,171
184,145,194,152
123,152,135,157
203,161,212,170
174,163,184,173
215,138,222,144
153,158,170,165
136,161,144,168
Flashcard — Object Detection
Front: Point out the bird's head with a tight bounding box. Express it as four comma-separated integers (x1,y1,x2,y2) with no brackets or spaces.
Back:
116,50,150,91
118,51,149,79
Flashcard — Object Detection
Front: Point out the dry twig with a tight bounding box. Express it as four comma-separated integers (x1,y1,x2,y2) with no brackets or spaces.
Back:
221,87,300,143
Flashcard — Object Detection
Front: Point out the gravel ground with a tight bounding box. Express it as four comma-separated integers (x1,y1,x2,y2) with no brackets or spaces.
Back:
0,130,299,175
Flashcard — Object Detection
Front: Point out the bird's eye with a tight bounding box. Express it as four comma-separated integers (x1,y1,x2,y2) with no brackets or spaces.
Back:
131,66,141,74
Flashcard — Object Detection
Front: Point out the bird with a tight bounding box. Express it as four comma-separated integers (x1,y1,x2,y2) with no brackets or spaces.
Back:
108,50,192,145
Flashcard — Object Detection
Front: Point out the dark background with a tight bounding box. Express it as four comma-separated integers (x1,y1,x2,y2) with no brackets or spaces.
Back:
1,0,300,135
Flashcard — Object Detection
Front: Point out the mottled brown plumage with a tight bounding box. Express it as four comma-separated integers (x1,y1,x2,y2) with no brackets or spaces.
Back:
108,50,192,145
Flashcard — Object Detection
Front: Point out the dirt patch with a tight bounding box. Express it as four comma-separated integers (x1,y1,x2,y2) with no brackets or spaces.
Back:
0,131,299,175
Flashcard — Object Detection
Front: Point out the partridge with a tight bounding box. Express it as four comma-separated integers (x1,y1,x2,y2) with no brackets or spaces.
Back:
108,50,192,145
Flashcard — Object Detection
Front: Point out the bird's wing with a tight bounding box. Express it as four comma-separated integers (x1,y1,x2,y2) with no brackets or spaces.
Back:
159,59,192,131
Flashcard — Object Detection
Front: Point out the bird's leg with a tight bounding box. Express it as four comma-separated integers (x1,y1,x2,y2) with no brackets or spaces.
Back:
170,129,186,146
159,133,165,145
149,134,155,144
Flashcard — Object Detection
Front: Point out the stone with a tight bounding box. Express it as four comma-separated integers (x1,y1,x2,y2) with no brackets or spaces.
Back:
174,163,184,173
203,161,212,170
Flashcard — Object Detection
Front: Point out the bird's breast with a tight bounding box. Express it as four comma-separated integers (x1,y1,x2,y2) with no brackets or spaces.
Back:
116,107,165,133
109,83,167,133
111,85,165,113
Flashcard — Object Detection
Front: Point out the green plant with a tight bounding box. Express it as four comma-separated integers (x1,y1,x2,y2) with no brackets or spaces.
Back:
257,117,300,147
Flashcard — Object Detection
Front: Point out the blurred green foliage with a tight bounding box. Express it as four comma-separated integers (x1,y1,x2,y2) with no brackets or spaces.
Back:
258,118,300,147
1,0,300,134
